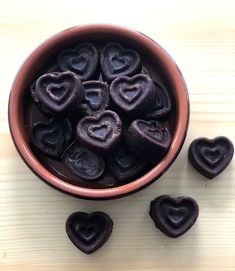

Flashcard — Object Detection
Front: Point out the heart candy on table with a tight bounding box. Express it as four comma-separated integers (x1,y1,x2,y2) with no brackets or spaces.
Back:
79,80,109,115
110,74,156,116
63,141,105,181
77,110,122,155
100,42,141,81
125,119,171,163
34,71,84,115
107,145,146,182
188,136,234,179
31,118,72,158
144,80,172,119
66,212,113,254
58,43,99,81
149,195,199,238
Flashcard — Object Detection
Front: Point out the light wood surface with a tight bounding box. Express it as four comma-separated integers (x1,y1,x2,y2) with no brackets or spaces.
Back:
1,1,235,270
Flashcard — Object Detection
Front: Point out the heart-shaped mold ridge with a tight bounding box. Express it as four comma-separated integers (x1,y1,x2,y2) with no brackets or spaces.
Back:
79,81,109,115
110,74,156,115
66,212,113,254
188,136,234,179
164,206,189,227
30,118,72,158
63,141,105,181
144,80,172,119
34,71,84,115
125,119,171,163
58,43,99,81
149,195,199,238
77,222,100,243
100,42,141,81
107,145,146,182
87,122,112,142
77,110,122,155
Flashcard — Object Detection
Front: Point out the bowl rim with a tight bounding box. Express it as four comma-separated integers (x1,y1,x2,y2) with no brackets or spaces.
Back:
8,24,189,200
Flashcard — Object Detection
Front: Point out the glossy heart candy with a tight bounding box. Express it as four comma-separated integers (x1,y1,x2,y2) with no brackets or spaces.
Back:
107,145,146,182
63,141,105,181
100,42,141,81
31,118,72,158
144,81,172,119
125,120,171,163
66,212,113,254
58,43,98,81
77,110,122,155
110,74,156,116
79,81,109,115
149,195,199,238
188,136,234,179
34,71,83,115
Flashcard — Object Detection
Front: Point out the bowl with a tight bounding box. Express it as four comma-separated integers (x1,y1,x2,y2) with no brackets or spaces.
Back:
8,24,189,200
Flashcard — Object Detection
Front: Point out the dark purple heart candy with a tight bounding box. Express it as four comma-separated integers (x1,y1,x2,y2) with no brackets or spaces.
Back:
66,212,113,254
77,110,122,155
34,71,83,115
31,118,72,158
188,136,234,179
144,81,172,119
58,43,98,81
125,120,171,163
79,80,109,115
30,72,62,115
63,141,105,181
100,42,141,81
149,195,199,238
107,145,146,182
110,74,156,116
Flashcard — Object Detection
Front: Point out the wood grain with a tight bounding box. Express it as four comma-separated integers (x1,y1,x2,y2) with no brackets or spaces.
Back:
0,1,235,270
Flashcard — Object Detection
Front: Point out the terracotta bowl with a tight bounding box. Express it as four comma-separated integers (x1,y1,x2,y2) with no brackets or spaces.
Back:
8,24,189,200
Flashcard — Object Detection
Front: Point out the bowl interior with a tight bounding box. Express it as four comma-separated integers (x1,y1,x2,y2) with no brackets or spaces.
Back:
9,25,188,198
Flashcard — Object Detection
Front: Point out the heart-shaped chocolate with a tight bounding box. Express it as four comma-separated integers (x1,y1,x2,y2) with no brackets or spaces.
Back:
66,212,113,254
150,195,199,238
77,110,122,155
63,141,105,181
125,120,171,163
79,81,109,115
100,42,141,81
144,81,172,119
188,136,234,179
58,43,98,81
35,71,83,115
31,118,72,158
110,74,156,115
107,145,146,181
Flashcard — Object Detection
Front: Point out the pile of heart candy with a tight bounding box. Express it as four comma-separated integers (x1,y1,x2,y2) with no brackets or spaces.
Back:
29,42,234,254
31,42,172,182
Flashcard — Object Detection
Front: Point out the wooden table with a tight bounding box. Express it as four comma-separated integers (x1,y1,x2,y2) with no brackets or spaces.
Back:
1,1,235,270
